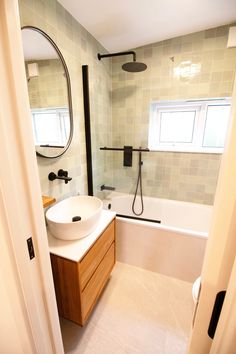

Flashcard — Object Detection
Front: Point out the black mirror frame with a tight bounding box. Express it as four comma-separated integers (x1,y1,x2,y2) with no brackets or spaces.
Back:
21,25,74,159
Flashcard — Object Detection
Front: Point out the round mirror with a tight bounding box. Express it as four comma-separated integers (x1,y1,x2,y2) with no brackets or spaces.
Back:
21,26,73,158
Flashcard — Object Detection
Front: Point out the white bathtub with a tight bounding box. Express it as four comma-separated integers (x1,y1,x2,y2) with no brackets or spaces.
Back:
103,193,213,282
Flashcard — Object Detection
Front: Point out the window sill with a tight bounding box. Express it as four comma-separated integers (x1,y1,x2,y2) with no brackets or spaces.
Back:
149,147,223,154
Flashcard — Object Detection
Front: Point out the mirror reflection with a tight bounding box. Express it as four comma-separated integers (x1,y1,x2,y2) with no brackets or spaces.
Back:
21,26,73,158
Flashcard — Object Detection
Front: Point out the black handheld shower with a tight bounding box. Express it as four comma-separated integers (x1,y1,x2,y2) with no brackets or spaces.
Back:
97,51,147,72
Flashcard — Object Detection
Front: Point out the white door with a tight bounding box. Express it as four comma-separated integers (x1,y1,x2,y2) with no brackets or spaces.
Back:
187,75,236,352
0,1,64,353
0,189,36,354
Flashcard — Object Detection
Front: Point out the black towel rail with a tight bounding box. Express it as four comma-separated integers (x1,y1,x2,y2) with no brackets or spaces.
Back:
100,147,150,152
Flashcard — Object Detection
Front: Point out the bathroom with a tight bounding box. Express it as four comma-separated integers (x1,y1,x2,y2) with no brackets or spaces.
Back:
1,0,236,353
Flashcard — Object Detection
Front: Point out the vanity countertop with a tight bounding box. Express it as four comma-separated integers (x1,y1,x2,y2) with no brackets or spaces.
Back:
47,210,116,262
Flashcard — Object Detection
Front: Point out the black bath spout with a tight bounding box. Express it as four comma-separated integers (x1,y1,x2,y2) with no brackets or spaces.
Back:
101,184,115,191
48,171,72,184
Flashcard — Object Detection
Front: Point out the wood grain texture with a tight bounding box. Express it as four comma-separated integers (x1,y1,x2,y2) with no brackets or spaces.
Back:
81,243,115,324
80,220,115,290
50,219,116,326
42,195,56,208
50,255,82,324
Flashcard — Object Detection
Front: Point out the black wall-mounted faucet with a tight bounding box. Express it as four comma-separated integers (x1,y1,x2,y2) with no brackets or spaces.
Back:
48,169,72,184
101,184,115,191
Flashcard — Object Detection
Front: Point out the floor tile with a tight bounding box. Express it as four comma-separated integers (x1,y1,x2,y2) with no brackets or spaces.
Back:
60,262,193,354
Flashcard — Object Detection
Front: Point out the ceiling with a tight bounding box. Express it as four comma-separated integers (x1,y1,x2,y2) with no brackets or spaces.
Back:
58,0,236,52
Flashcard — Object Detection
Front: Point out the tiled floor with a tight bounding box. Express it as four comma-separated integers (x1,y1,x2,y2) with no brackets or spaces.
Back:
60,262,194,354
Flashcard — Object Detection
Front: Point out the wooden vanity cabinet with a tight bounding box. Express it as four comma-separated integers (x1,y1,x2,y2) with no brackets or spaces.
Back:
50,219,115,326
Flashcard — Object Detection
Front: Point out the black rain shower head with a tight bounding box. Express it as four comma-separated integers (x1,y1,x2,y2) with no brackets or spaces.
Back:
97,51,147,73
122,61,147,72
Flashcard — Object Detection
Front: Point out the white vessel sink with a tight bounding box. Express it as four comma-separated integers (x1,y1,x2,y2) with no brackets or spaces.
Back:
46,196,103,240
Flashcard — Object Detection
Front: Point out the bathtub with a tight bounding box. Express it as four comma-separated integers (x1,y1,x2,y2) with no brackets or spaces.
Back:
103,192,213,282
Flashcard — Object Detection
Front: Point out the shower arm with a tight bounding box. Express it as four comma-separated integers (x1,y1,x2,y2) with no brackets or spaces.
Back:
97,51,136,62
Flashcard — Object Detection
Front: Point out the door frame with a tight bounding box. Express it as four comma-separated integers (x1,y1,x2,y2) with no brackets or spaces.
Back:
0,1,64,353
210,255,236,353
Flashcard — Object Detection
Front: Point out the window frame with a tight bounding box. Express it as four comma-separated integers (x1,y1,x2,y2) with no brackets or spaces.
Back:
148,98,231,153
31,107,69,147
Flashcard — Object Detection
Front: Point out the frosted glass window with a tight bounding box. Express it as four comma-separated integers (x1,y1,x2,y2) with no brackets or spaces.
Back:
203,105,231,148
160,111,195,143
148,98,231,153
61,112,70,142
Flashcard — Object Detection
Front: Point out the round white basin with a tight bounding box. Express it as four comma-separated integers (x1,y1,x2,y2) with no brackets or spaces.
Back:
46,195,103,240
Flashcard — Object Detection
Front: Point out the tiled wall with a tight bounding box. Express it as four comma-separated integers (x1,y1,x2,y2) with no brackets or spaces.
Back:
111,151,221,205
26,59,68,108
19,0,112,202
19,0,236,206
110,25,236,204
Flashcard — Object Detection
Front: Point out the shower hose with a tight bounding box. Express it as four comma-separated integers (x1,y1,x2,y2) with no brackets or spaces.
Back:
132,150,144,216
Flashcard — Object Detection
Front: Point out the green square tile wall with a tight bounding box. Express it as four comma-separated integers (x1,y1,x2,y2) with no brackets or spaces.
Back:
20,0,236,205
110,25,236,204
19,0,112,201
